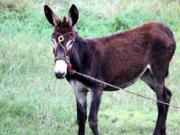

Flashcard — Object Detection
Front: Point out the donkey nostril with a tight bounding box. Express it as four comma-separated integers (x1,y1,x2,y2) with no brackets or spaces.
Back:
54,72,65,79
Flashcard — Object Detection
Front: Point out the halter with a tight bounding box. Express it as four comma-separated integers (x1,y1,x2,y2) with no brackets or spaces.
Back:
54,31,74,74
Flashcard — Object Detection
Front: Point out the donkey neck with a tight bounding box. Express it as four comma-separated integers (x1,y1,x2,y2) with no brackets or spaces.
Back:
70,35,102,72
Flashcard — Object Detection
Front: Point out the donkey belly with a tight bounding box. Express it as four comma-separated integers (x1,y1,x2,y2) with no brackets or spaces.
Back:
104,64,150,91
104,77,138,91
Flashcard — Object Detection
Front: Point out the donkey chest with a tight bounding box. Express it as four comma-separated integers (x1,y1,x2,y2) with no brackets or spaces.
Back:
69,79,90,92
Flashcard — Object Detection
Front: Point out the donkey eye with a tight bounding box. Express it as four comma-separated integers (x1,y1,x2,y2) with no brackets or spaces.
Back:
52,39,55,44
69,41,74,46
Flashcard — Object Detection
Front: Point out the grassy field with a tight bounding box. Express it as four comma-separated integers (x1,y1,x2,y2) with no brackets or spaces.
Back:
0,0,180,135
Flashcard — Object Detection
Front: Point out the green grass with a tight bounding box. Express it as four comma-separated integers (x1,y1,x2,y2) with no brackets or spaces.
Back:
0,0,180,135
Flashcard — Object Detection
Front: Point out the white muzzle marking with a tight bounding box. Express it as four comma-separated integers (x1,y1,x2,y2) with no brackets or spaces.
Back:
54,60,67,77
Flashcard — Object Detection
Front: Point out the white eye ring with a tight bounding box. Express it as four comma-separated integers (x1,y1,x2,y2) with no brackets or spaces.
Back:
52,39,58,49
69,41,74,46
67,40,74,50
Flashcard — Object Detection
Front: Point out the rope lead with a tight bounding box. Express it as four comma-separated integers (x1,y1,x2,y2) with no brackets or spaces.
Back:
72,70,180,109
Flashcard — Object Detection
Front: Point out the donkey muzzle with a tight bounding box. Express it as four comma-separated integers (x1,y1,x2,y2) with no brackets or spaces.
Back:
54,60,67,79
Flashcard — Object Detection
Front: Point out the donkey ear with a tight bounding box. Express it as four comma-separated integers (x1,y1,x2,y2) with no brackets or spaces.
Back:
44,5,60,26
68,4,79,27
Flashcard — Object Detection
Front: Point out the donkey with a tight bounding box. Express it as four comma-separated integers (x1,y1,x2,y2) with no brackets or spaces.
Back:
44,4,176,135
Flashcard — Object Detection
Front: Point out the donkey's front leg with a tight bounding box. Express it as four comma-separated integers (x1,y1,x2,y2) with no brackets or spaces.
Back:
88,88,103,135
74,90,88,135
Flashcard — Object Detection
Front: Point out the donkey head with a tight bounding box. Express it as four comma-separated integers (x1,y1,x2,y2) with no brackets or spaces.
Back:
44,4,78,79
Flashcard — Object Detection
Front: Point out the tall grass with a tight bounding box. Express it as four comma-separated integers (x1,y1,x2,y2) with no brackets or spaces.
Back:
0,0,180,134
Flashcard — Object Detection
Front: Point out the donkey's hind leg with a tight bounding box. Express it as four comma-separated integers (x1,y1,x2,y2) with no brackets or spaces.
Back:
152,82,172,135
140,69,172,135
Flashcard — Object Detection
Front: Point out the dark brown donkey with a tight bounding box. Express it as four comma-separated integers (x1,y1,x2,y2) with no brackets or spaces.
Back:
44,4,176,135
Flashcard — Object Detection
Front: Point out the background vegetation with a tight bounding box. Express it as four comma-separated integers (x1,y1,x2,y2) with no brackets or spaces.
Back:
0,0,180,134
